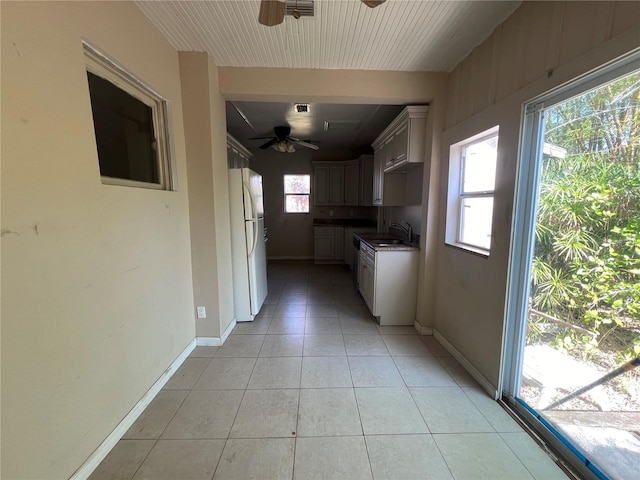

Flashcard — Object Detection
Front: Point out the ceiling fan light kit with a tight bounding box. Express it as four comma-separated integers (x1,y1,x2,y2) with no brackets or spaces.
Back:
250,125,319,153
273,141,296,153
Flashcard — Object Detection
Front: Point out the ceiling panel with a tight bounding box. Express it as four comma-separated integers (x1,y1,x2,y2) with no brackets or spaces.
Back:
136,0,521,72
226,101,405,155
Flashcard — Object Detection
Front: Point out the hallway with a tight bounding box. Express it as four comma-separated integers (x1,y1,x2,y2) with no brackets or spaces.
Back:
90,262,567,479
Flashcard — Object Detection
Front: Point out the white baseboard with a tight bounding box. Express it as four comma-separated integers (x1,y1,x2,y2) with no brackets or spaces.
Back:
196,319,236,346
267,256,314,260
433,329,499,400
413,321,434,335
70,338,197,480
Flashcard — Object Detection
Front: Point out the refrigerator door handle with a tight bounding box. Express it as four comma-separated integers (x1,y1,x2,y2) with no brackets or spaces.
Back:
243,184,256,220
247,219,259,258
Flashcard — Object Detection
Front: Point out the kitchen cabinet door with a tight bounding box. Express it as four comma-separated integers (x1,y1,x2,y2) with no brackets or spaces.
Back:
344,162,359,206
334,226,345,261
383,136,396,171
393,123,409,167
314,166,330,206
314,234,335,261
359,155,373,206
362,258,375,312
373,148,384,206
358,250,368,297
329,165,345,206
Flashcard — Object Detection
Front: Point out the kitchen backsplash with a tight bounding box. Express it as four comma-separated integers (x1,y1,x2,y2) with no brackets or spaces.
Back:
314,206,378,220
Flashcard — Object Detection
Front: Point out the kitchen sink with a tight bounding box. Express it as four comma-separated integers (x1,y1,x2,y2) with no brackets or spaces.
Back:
371,239,403,247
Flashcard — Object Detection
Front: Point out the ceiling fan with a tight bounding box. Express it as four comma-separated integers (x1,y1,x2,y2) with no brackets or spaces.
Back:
259,0,385,27
250,126,319,153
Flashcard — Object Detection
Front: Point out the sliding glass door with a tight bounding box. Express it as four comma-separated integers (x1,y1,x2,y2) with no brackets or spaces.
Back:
503,53,640,480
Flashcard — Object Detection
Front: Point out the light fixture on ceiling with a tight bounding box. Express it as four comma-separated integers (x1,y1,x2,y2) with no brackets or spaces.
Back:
273,141,296,153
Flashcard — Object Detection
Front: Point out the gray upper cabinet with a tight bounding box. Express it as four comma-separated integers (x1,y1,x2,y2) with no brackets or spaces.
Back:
329,165,345,205
314,164,344,206
344,161,360,206
314,165,331,206
371,106,429,206
314,159,371,207
372,106,429,174
358,155,373,207
226,133,252,169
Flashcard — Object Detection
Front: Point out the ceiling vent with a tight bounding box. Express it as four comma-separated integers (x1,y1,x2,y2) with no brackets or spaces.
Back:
286,0,314,18
295,103,310,113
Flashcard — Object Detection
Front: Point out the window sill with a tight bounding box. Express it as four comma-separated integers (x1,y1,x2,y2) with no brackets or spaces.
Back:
101,176,165,190
444,242,490,258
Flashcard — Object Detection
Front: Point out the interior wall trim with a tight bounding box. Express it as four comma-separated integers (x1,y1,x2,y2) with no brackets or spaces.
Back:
413,321,433,335
196,319,236,346
433,329,499,400
69,338,197,480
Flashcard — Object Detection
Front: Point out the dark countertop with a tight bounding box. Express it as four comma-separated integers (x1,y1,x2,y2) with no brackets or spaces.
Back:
355,232,420,252
313,218,377,227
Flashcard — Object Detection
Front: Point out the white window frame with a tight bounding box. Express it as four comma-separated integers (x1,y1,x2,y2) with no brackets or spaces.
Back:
283,174,311,214
83,41,175,190
445,126,499,256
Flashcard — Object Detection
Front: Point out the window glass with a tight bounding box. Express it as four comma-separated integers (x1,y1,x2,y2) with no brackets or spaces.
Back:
460,196,494,250
87,72,159,184
284,175,310,213
285,194,309,213
462,135,498,193
284,175,310,194
446,128,499,254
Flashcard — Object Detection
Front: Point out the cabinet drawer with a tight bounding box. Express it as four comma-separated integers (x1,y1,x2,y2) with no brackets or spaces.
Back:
314,226,335,235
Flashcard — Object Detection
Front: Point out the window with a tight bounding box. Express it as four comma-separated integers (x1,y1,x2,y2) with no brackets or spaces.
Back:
84,42,173,190
284,175,310,213
446,127,498,254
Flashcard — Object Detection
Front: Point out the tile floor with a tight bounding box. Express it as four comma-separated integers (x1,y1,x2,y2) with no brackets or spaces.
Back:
90,261,567,480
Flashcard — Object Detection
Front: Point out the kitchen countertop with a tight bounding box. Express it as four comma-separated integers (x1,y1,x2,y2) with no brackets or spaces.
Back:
355,232,420,251
313,218,377,227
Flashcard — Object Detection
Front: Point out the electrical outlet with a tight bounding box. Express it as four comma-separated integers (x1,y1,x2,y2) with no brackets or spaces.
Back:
196,306,206,319
329,210,333,217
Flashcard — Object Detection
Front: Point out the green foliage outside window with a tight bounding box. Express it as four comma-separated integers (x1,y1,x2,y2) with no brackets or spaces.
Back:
530,71,640,369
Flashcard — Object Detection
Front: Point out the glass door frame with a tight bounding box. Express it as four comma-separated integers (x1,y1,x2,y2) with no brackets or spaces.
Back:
501,49,640,480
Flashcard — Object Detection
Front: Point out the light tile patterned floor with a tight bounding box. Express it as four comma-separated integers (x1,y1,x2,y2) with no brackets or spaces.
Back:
90,261,567,480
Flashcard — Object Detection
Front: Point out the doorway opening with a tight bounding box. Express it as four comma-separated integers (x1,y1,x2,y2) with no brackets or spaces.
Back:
503,53,640,480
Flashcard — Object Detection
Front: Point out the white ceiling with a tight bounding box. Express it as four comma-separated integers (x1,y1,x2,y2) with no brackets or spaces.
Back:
136,0,521,155
136,0,521,72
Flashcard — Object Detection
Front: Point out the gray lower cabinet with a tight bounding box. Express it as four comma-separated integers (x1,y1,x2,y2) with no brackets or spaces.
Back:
314,226,344,264
359,246,419,325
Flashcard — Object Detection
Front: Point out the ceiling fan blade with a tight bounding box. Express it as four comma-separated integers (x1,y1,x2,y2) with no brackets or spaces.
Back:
248,136,277,140
259,0,286,26
294,140,320,151
361,0,386,7
259,138,278,149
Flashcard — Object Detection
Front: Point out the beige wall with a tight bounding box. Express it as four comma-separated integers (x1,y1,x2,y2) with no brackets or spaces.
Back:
435,1,640,390
219,68,447,105
1,2,195,478
180,53,235,337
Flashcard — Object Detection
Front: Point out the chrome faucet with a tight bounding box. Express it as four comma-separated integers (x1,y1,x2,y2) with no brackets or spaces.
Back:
390,222,412,242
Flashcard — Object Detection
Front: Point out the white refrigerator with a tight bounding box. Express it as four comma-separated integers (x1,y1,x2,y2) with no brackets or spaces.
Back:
229,168,268,322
